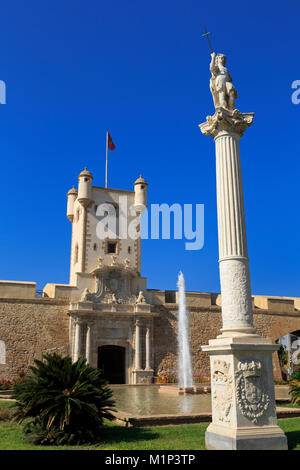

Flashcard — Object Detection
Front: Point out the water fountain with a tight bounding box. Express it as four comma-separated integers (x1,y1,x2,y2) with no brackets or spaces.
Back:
159,271,208,395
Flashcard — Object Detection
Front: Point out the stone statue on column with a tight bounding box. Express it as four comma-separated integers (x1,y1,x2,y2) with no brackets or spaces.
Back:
209,52,238,111
199,51,287,450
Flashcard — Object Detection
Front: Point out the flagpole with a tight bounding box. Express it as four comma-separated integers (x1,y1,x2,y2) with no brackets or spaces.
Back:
105,131,108,188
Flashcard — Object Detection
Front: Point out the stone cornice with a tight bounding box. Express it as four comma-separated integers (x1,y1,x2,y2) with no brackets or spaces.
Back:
199,107,255,139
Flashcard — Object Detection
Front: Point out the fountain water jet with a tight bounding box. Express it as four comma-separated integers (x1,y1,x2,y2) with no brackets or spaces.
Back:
159,272,208,395
177,271,193,391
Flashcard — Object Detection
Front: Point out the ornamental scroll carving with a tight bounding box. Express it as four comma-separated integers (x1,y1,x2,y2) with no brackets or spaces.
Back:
212,360,233,424
235,359,270,423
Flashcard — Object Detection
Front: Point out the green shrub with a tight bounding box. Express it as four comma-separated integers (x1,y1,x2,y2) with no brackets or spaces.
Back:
12,353,115,445
289,370,300,406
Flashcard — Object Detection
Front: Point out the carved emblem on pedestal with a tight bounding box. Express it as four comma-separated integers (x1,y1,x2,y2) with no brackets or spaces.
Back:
212,360,233,423
235,360,270,423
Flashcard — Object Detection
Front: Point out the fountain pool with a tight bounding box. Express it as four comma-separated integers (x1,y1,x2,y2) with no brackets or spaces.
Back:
110,385,212,426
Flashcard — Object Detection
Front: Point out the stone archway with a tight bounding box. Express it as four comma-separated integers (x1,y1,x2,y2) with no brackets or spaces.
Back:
277,330,300,380
97,345,126,384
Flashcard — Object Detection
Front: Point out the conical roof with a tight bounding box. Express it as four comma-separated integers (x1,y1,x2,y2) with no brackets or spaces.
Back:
78,167,93,179
134,174,147,186
67,186,78,196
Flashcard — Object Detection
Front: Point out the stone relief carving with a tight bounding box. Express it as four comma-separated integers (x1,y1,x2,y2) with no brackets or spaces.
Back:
81,271,137,305
212,360,233,423
292,348,300,365
235,359,270,423
81,288,92,302
124,258,131,268
210,52,238,111
111,254,117,266
220,259,253,329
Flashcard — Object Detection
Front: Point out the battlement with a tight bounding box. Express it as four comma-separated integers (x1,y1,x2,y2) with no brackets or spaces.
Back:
149,289,300,314
0,280,36,299
0,281,299,315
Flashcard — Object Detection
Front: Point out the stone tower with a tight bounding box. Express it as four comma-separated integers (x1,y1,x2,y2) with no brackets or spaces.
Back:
65,169,155,384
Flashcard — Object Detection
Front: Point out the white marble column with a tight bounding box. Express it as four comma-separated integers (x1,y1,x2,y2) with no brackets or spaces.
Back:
135,320,142,370
200,109,256,336
200,106,287,450
145,325,151,370
85,322,93,365
73,319,82,362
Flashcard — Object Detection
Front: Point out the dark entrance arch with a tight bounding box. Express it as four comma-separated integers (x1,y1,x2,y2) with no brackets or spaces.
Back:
97,345,126,384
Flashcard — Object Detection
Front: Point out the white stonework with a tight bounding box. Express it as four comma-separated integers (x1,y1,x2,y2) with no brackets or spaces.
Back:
200,52,287,450
0,341,5,365
211,360,233,424
64,172,155,384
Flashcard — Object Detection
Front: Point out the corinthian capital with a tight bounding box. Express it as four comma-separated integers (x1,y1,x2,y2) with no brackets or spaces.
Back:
199,107,254,139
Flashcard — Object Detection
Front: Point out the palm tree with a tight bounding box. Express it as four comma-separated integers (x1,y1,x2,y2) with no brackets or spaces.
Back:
289,369,300,406
12,353,115,445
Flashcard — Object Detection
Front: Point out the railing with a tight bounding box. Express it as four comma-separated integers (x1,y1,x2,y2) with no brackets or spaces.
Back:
35,290,44,298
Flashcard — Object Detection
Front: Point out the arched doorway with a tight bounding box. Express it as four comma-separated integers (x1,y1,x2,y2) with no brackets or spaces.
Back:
277,330,300,380
97,345,126,384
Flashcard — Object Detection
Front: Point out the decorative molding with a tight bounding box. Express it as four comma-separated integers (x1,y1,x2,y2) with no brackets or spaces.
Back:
199,107,254,139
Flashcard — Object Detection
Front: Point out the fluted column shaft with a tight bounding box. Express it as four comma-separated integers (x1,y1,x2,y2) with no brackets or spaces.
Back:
73,320,81,362
200,108,256,336
135,321,142,370
85,323,93,365
145,325,151,370
215,130,254,334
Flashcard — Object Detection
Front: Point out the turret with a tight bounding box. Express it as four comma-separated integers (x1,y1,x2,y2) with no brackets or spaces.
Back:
78,167,93,206
134,175,148,213
66,186,78,222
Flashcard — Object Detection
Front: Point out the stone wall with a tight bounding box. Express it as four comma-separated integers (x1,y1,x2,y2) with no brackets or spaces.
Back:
0,298,70,380
0,290,299,383
152,292,300,382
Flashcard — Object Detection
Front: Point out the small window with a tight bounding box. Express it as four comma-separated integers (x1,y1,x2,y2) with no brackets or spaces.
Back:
165,291,176,303
84,178,88,182
128,246,131,254
94,204,98,213
107,242,117,254
93,243,97,251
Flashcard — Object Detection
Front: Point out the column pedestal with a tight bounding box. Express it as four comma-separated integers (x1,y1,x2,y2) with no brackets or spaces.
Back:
202,336,287,450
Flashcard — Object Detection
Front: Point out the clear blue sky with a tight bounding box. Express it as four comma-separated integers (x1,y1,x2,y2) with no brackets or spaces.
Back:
0,0,299,297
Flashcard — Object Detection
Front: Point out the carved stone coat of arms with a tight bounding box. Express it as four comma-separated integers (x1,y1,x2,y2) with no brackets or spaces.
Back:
235,359,270,423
